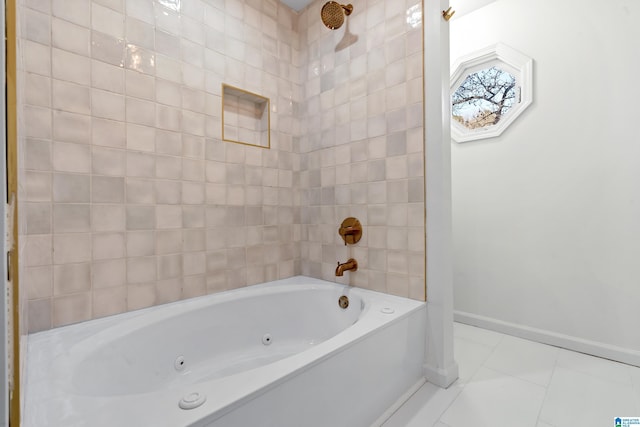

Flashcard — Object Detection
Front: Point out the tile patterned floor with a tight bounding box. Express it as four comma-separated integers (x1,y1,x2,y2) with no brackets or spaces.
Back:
382,323,640,427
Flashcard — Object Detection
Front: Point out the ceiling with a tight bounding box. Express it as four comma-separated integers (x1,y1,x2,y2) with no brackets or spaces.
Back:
279,0,314,12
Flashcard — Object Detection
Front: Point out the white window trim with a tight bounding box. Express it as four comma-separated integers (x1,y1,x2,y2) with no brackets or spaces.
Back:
450,43,533,143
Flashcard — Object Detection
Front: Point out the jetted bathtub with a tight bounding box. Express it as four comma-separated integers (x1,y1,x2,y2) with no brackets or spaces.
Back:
25,276,426,427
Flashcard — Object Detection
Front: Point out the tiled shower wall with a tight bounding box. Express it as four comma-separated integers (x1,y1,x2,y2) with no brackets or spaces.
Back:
18,0,302,331
18,0,426,332
297,0,425,298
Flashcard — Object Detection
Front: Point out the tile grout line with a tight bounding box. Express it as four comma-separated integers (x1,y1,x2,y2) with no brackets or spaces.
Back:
533,347,560,427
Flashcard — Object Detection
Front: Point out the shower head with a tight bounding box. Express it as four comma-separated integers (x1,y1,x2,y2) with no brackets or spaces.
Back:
321,1,353,30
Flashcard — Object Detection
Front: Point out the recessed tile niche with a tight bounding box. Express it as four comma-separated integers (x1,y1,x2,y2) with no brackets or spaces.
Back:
222,84,271,149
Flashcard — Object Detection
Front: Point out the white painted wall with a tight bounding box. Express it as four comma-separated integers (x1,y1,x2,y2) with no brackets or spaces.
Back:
450,0,640,364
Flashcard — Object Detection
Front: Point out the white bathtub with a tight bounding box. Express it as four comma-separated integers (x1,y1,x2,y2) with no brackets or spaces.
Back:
25,276,426,427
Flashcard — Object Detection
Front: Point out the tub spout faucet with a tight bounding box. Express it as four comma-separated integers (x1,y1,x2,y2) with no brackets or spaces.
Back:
335,258,358,276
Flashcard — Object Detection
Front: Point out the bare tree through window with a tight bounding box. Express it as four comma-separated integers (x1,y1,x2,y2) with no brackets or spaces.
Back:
452,66,518,130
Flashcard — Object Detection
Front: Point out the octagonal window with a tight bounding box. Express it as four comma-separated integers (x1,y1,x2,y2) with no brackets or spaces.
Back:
452,66,517,130
451,43,533,142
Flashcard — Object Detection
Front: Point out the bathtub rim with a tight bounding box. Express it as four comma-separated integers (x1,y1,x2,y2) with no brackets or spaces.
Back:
29,276,374,342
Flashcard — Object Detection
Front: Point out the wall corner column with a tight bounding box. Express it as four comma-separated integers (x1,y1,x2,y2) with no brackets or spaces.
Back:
423,0,458,388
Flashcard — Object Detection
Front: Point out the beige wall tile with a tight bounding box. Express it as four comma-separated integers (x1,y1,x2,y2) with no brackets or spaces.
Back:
126,231,155,257
25,139,52,171
156,155,182,179
126,205,156,230
92,232,126,260
93,176,125,203
388,204,408,227
23,40,51,76
93,286,127,318
182,206,205,228
93,118,126,148
156,278,182,304
126,178,155,204
92,204,126,231
386,273,409,298
52,17,90,56
28,298,52,332
127,256,156,284
92,146,126,176
155,180,181,204
126,97,156,127
52,48,91,85
156,205,182,229
183,275,206,299
409,276,425,300
52,141,91,173
156,130,182,156
92,259,126,288
52,80,91,115
92,3,124,39
183,229,205,252
181,181,204,205
126,152,155,177
53,234,91,264
387,180,409,203
183,252,205,276
26,171,51,202
127,282,156,311
125,69,155,99
53,292,92,327
157,253,182,280
53,262,91,295
25,266,52,299
156,229,182,254
91,30,125,66
53,173,89,202
52,0,90,26
125,44,155,74
92,89,125,121
25,202,51,234
92,60,125,93
53,204,90,232
24,235,52,266
156,104,182,131
25,73,51,107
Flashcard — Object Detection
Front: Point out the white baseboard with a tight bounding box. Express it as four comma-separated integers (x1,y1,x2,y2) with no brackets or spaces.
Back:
423,361,459,388
455,310,640,367
371,378,427,427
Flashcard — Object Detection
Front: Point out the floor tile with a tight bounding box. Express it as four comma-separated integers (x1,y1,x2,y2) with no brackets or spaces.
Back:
454,336,494,384
631,365,640,387
539,366,640,427
382,382,463,427
440,367,546,427
453,322,503,348
389,324,640,427
483,335,559,387
556,349,633,385
631,366,640,405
